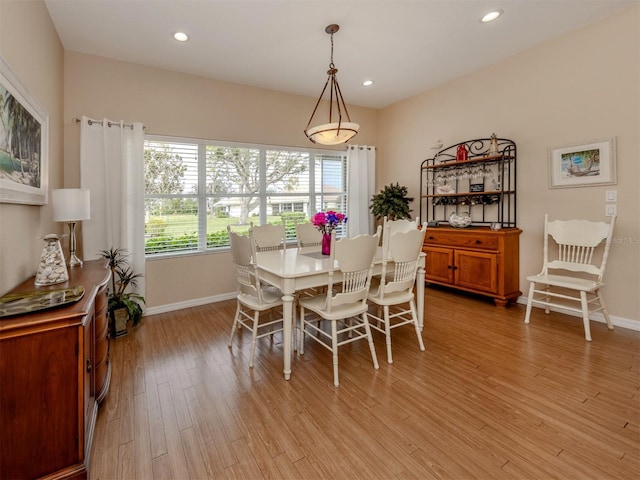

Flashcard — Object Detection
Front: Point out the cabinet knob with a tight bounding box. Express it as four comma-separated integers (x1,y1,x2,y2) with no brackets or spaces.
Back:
428,236,435,240
475,240,482,244
86,359,92,373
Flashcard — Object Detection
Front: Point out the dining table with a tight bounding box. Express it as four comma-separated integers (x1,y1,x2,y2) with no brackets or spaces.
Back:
255,246,426,380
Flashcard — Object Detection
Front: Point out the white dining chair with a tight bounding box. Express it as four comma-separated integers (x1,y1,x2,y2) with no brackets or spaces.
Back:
367,223,427,363
227,226,284,368
383,216,420,235
298,232,380,387
250,223,287,252
295,222,322,248
524,214,616,341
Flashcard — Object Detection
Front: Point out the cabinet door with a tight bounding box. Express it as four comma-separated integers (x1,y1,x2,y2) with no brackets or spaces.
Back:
454,250,498,293
0,327,79,479
424,246,454,284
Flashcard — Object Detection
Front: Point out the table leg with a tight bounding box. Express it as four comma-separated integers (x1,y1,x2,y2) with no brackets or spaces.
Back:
282,293,295,380
416,262,425,331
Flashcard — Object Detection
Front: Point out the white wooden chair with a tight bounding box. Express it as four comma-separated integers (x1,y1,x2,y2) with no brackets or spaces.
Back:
250,223,287,252
298,232,380,387
227,226,284,368
383,216,420,235
367,223,427,363
524,214,616,341
295,222,322,248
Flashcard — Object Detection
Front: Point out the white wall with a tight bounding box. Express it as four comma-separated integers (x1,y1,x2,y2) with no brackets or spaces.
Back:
377,6,639,323
0,0,64,295
2,2,637,326
62,52,379,308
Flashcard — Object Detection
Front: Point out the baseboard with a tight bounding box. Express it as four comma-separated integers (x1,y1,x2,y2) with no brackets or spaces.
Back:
144,292,236,316
143,292,639,332
516,296,640,332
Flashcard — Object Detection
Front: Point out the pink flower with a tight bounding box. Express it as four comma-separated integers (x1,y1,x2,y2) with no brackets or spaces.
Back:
311,210,347,234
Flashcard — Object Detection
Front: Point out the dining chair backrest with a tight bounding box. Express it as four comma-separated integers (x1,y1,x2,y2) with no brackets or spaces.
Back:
295,222,322,248
376,224,427,299
227,226,263,302
250,223,286,252
383,216,420,235
542,214,615,281
325,232,379,313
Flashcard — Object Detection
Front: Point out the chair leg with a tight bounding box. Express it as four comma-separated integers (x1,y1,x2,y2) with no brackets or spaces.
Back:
292,304,298,352
544,286,551,314
410,300,425,352
363,313,379,371
249,311,260,368
597,289,614,330
332,319,340,387
580,291,592,342
524,282,535,324
383,306,393,364
229,302,241,347
299,306,306,355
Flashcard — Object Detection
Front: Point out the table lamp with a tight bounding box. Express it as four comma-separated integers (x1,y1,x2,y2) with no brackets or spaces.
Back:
52,188,90,267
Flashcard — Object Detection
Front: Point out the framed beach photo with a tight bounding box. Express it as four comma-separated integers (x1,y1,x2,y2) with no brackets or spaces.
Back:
549,138,616,189
0,56,49,205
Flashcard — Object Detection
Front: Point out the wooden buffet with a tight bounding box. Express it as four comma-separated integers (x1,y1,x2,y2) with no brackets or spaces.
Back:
0,260,111,480
423,226,521,306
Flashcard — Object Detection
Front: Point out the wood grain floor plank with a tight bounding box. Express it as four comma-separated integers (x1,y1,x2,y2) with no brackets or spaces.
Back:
89,288,640,480
132,392,154,480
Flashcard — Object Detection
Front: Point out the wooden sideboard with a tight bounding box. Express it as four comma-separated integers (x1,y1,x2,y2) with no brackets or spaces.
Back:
423,226,521,306
0,260,111,480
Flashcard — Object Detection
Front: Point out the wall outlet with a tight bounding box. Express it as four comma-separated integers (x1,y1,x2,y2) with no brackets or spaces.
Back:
606,190,617,202
605,204,617,217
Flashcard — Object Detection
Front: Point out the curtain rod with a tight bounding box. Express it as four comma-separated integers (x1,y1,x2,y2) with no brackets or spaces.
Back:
73,117,146,131
346,145,376,151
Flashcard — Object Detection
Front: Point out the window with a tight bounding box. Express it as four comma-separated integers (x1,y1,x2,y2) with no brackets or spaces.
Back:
144,135,348,256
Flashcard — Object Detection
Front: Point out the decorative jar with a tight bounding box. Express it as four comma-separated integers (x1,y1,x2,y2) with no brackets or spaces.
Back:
35,234,69,285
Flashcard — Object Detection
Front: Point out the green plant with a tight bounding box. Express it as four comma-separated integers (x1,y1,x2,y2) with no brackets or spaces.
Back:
98,247,145,327
369,183,414,221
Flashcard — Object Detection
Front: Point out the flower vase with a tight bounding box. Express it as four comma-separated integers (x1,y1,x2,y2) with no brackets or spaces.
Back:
321,233,331,255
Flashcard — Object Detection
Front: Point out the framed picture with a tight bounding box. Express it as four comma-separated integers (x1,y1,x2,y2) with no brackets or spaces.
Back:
0,56,49,205
549,138,616,189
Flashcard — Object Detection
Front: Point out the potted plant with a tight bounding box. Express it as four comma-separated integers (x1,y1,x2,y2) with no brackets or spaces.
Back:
369,183,414,221
98,247,145,337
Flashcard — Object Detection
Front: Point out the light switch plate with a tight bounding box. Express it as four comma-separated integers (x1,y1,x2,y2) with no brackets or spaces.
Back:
606,204,617,217
606,190,617,202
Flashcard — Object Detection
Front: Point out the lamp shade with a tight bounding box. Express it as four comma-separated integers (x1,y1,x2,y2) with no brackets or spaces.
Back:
305,121,359,146
52,189,91,221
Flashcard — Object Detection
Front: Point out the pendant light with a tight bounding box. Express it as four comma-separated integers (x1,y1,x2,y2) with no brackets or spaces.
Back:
304,24,359,145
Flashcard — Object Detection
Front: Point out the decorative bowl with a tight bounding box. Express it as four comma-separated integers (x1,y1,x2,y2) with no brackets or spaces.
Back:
449,212,472,228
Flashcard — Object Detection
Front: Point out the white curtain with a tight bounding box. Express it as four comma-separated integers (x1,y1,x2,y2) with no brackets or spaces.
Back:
346,145,376,236
80,116,146,296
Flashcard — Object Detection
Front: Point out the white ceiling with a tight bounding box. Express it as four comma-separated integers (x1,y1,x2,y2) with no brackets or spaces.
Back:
44,0,636,109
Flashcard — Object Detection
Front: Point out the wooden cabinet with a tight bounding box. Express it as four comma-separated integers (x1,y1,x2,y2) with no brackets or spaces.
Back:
0,260,110,480
423,226,521,306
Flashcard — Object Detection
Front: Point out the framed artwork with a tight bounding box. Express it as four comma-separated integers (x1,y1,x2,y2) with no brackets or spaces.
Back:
0,56,49,205
549,138,616,189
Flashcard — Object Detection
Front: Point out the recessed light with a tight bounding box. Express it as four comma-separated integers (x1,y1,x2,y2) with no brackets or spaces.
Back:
173,32,189,42
362,80,374,87
480,10,503,23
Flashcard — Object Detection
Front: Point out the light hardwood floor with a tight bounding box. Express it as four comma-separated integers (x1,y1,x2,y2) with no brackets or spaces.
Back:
89,287,640,480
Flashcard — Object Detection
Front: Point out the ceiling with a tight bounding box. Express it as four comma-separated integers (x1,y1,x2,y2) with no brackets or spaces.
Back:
44,0,636,109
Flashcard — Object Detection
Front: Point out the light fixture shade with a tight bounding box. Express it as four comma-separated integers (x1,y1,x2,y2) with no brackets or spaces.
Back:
52,188,91,221
305,122,360,145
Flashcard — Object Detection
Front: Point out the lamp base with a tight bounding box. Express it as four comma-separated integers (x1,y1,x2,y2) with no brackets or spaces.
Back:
68,252,84,267
67,221,83,267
